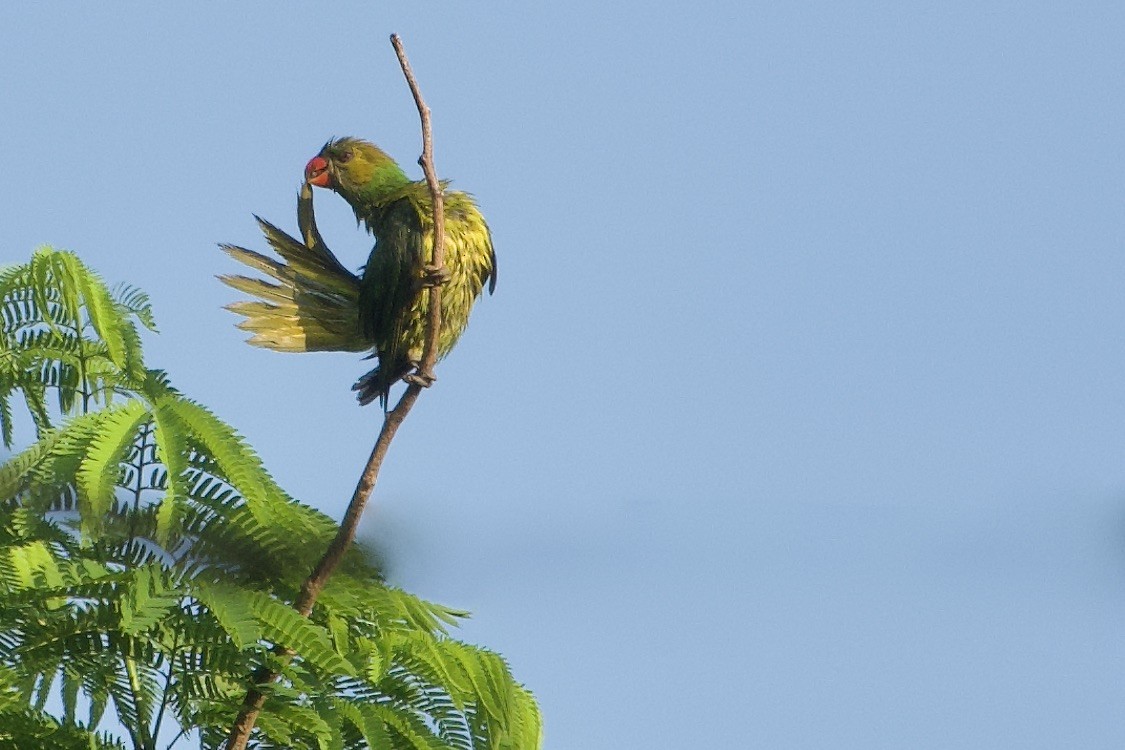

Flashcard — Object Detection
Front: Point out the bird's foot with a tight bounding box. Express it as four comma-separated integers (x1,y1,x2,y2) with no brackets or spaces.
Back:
419,264,451,289
403,367,437,388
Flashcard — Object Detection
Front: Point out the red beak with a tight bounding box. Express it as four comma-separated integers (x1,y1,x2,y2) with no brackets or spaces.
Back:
305,156,332,188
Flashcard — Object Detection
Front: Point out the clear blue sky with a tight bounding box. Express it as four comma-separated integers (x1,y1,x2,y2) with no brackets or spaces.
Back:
4,2,1125,747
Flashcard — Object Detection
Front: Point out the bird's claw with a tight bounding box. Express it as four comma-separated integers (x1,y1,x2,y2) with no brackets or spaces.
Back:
403,368,437,388
419,264,451,289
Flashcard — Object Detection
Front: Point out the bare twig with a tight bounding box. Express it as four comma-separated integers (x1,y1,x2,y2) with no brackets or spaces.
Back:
223,34,446,750
391,32,446,385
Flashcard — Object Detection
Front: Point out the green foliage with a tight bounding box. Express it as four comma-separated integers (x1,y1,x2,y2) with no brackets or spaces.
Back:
0,661,129,750
0,246,155,447
0,248,540,750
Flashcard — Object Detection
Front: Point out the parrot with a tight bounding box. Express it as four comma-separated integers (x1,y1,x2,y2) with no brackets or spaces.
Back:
220,137,496,407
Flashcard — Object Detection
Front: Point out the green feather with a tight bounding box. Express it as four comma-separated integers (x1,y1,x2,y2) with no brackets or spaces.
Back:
319,138,496,406
221,139,496,406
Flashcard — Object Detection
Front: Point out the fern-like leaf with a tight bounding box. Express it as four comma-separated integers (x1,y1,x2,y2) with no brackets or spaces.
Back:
74,401,149,531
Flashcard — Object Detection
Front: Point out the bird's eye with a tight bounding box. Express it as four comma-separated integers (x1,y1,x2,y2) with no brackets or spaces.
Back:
338,149,354,163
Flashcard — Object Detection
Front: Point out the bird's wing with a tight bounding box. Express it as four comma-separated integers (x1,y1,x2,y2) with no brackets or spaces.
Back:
219,187,366,353
358,198,426,365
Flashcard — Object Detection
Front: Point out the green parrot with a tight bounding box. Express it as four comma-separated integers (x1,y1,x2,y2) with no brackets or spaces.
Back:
221,137,496,406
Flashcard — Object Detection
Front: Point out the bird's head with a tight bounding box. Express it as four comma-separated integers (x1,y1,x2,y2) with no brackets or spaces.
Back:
304,137,408,208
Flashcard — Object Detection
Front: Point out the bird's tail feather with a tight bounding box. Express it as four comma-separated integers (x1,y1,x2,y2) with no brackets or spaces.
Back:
220,185,368,353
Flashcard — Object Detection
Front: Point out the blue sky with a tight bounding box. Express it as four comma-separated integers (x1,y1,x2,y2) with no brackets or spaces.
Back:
4,2,1125,747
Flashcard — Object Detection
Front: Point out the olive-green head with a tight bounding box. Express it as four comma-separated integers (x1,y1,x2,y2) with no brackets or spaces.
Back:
304,137,409,210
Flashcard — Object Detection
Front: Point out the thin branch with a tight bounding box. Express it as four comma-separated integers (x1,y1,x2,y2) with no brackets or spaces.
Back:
122,651,154,750
222,33,446,750
76,336,90,414
164,727,188,750
150,628,180,748
391,31,447,384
